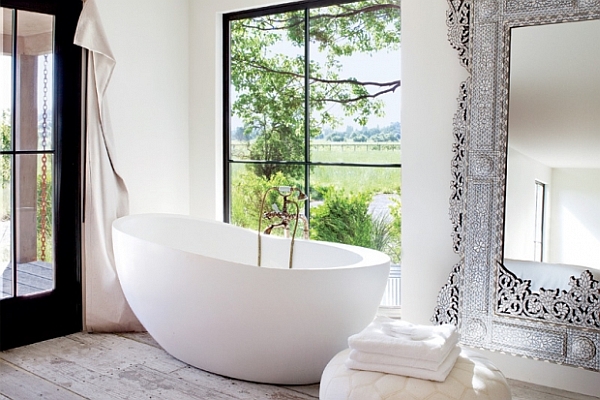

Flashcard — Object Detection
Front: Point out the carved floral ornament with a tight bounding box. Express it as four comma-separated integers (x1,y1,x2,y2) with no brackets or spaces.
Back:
432,0,600,371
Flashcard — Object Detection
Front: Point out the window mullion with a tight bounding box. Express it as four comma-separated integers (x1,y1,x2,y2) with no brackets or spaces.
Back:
11,8,18,297
304,7,311,221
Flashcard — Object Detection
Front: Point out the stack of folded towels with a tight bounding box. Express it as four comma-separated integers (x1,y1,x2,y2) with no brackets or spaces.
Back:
345,316,460,382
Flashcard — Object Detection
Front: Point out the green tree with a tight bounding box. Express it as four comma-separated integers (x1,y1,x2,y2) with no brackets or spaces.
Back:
230,0,400,179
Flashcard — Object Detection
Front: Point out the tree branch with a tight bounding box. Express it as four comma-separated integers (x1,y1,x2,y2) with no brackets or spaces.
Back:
239,3,400,31
316,82,400,104
233,57,400,89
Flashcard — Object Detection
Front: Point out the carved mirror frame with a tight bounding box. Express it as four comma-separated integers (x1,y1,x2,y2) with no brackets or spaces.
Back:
433,0,600,371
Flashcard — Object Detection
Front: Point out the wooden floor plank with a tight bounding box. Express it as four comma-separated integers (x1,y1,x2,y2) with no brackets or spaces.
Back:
117,364,241,400
169,365,318,400
64,332,186,374
116,331,161,348
116,332,319,399
0,359,86,400
3,333,186,374
508,379,600,400
2,352,238,400
283,385,320,398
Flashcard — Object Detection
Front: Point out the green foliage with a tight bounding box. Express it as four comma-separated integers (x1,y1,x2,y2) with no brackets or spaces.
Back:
310,188,373,248
386,196,402,263
310,188,401,263
230,168,304,231
1,111,11,190
230,0,401,179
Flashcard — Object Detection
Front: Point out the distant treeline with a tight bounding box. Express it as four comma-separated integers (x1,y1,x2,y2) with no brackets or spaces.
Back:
317,122,401,142
232,121,401,143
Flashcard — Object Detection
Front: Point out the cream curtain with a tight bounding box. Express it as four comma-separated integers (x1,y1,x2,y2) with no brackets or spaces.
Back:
74,0,143,332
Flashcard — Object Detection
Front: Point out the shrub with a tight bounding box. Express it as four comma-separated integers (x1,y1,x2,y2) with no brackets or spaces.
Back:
310,188,373,248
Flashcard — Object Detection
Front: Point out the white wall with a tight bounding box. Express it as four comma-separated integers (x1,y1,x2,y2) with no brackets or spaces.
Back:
400,0,461,322
504,147,552,261
549,168,600,269
94,0,190,215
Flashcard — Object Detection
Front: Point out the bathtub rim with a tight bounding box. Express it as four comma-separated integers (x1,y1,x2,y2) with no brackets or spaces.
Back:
112,212,391,271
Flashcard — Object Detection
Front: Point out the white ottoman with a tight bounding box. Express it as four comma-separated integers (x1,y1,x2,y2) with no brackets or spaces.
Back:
320,348,511,400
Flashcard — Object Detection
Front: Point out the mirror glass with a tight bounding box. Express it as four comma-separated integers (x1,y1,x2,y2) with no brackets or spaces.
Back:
504,19,600,290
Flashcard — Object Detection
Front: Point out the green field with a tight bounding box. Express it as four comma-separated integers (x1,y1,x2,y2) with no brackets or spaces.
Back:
231,142,401,195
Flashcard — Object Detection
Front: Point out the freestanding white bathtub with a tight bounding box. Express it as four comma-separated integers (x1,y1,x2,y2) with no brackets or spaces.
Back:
112,213,390,385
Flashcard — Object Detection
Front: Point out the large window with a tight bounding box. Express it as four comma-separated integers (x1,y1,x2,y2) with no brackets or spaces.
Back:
224,0,401,266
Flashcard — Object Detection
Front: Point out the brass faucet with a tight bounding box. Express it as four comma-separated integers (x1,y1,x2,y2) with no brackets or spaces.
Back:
257,186,308,268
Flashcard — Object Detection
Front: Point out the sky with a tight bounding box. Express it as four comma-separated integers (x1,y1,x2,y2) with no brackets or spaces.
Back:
230,33,401,131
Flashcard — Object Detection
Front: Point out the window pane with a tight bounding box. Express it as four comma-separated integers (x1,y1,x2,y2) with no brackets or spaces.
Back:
15,153,54,296
229,162,305,231
1,8,14,152
1,154,12,298
309,1,401,164
310,165,401,263
229,12,306,162
15,10,54,152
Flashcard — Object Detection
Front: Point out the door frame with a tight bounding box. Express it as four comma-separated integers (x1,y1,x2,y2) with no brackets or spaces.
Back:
0,0,83,350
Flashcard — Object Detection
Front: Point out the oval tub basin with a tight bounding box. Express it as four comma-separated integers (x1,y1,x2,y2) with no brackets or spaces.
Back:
112,213,390,385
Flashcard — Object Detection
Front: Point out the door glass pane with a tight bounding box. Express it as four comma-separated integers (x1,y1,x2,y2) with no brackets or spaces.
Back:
15,10,54,152
1,8,14,298
1,154,12,298
309,2,401,164
2,9,14,152
1,9,55,298
229,12,306,163
15,153,54,296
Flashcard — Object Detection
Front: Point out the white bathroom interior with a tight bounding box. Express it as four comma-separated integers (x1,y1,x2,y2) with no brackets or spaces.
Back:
1,0,599,398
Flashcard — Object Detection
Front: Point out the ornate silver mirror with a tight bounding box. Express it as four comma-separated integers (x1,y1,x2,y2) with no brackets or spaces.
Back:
433,0,600,371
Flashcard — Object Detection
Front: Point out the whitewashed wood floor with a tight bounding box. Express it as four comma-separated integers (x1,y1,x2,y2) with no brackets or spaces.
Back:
0,332,598,400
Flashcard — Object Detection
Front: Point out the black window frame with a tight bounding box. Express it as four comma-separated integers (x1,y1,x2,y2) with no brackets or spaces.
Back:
223,0,402,223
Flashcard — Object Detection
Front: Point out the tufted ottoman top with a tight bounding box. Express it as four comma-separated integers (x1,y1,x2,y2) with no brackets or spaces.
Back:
320,348,512,400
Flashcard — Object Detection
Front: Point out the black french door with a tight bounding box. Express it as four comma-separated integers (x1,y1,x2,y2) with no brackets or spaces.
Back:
0,0,82,350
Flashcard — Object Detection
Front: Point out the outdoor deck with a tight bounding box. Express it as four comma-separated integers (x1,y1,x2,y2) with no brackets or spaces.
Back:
1,261,54,298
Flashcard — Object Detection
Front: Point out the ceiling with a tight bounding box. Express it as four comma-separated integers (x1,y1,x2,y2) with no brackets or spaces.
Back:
508,19,600,169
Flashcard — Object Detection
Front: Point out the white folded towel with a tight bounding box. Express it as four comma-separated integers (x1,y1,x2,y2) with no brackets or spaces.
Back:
345,346,461,382
348,348,447,371
347,317,458,362
382,322,443,341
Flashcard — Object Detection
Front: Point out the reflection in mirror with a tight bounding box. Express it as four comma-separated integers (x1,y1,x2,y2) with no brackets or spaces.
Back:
504,20,600,289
